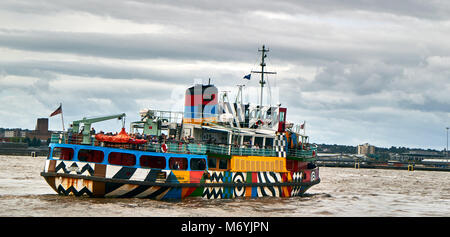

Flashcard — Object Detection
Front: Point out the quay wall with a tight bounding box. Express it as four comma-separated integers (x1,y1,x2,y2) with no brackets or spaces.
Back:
317,162,450,172
0,143,48,156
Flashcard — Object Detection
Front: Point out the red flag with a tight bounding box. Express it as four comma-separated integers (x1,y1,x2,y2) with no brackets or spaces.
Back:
50,104,62,117
300,122,305,129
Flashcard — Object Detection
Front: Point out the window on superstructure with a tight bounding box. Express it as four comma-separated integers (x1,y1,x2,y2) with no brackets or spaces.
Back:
108,152,136,166
140,155,166,169
207,158,217,169
219,158,228,170
279,112,285,122
169,157,188,170
78,149,104,163
52,147,74,160
190,158,207,170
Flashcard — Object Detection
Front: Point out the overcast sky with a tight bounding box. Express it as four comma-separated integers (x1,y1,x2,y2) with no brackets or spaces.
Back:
0,0,449,150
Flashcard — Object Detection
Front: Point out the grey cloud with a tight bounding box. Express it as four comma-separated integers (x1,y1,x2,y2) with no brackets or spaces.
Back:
0,29,257,62
306,61,403,95
276,56,450,116
0,28,431,70
0,60,182,82
2,0,449,21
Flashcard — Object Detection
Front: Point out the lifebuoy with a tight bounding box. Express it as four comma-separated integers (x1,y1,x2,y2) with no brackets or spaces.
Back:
161,143,168,153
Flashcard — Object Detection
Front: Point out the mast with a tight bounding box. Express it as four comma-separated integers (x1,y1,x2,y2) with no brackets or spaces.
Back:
235,84,245,104
251,45,276,118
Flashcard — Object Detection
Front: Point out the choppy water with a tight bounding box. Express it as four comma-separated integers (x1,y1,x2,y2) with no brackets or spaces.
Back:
0,155,449,217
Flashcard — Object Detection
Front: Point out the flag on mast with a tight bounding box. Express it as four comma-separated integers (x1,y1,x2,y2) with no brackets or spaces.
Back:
300,121,305,129
49,103,66,134
243,74,251,80
50,104,62,117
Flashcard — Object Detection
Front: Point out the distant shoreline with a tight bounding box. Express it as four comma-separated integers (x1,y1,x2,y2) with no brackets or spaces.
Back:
0,147,48,156
317,163,450,172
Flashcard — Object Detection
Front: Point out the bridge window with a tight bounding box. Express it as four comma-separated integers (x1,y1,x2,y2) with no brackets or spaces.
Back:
52,147,74,160
140,155,166,169
169,157,188,170
108,152,136,166
78,149,104,163
190,158,207,170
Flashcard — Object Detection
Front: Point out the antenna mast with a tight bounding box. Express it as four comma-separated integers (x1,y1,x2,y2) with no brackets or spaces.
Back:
251,45,276,117
235,84,245,104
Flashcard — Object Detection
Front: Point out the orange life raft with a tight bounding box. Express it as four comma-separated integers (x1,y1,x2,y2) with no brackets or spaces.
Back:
95,128,147,144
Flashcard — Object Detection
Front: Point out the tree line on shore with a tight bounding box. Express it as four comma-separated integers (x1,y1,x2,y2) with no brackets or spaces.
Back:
316,143,442,155
5,137,50,147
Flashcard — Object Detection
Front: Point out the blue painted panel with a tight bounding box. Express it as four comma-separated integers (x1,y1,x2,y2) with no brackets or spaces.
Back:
184,106,202,118
163,187,182,199
203,104,218,117
49,143,208,171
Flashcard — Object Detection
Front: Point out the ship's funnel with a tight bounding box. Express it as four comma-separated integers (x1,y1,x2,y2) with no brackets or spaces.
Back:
183,84,218,124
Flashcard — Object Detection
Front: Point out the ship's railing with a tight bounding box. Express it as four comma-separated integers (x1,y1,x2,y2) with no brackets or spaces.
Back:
50,133,316,159
287,147,317,159
146,143,277,157
146,143,228,155
231,146,277,157
50,133,65,144
146,143,209,154
50,133,95,145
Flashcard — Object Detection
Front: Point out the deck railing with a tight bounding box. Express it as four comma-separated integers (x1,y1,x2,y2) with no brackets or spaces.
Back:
50,133,317,159
287,149,316,159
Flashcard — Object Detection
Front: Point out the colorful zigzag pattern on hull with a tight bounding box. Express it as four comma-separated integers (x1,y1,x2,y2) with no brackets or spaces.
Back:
46,161,317,200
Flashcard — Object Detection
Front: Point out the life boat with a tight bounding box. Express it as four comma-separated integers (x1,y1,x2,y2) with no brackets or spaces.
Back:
95,128,147,144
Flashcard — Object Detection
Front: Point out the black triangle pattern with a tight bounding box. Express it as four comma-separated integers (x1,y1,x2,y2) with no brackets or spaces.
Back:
203,187,223,199
54,161,94,176
57,184,93,197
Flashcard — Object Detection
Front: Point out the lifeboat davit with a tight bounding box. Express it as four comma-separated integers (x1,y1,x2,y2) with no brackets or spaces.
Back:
95,128,147,144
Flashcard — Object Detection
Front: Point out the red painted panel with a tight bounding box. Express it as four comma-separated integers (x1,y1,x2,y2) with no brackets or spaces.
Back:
189,171,204,184
185,94,217,106
278,107,287,132
298,162,308,170
252,172,258,183
303,170,311,182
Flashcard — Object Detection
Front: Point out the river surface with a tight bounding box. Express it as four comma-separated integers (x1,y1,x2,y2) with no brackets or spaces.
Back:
0,155,449,217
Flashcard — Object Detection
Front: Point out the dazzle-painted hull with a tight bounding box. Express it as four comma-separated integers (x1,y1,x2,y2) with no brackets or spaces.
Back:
41,160,320,200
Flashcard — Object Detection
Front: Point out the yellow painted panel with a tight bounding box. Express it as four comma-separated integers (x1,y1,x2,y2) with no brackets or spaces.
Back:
182,117,217,125
171,170,190,183
230,156,287,172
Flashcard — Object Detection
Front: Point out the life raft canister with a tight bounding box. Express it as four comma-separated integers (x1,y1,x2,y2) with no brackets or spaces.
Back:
161,143,168,153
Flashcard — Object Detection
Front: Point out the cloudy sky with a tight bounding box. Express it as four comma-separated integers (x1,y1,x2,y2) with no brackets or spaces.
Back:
0,0,449,150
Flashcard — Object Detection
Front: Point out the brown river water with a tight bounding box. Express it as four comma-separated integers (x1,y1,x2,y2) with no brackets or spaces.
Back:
0,155,449,217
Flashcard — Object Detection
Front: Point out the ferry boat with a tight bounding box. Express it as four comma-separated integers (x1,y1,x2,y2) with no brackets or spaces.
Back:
40,45,320,200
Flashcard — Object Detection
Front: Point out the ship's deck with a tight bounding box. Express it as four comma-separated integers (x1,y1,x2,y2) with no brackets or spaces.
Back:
50,133,316,161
